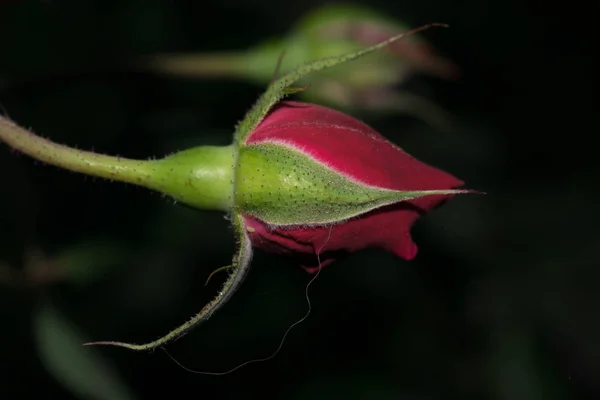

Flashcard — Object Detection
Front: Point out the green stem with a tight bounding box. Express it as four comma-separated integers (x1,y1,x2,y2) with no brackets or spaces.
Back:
0,116,235,212
0,116,154,185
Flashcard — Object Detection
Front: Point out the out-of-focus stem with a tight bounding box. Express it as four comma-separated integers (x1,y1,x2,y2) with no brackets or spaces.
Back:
136,52,253,79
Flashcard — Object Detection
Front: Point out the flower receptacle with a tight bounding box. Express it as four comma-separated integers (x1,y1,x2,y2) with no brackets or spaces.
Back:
150,145,236,212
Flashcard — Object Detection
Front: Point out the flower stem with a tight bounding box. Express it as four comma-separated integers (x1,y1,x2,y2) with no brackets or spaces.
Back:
0,116,235,211
0,116,154,185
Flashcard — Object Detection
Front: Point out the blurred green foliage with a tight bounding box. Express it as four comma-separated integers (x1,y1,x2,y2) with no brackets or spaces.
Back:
142,3,457,129
34,304,138,400
0,0,595,399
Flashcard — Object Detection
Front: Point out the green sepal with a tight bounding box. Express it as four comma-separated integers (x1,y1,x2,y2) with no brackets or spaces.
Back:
233,23,446,146
235,142,468,226
83,213,253,351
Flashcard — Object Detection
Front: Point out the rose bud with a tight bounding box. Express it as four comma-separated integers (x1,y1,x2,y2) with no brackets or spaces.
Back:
140,4,457,128
0,26,476,352
239,100,465,272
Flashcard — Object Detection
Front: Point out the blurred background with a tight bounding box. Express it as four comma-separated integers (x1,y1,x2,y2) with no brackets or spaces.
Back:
0,0,595,399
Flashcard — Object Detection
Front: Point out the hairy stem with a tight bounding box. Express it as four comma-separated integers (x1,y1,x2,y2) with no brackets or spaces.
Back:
0,116,155,186
0,116,236,211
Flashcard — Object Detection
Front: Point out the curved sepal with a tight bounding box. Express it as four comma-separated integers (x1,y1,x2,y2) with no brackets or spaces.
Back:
233,24,447,146
83,213,253,351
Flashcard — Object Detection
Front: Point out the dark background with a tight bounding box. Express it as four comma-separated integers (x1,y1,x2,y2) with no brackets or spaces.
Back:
0,0,595,399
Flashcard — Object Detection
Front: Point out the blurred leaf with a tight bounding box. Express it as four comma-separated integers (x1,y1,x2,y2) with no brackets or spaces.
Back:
55,238,129,286
33,303,138,400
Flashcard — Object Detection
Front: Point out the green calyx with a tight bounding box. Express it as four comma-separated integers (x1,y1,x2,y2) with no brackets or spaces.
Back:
235,142,464,226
